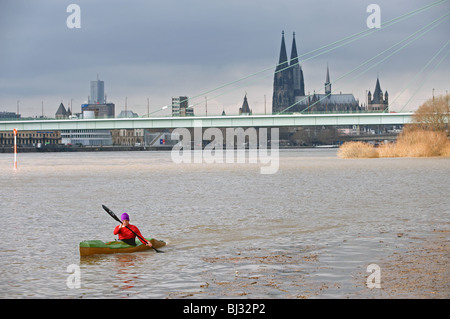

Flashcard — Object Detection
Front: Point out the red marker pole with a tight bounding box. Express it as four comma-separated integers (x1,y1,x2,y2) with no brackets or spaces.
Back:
13,128,17,169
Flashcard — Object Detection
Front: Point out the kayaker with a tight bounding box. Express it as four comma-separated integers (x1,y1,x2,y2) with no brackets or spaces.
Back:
113,213,152,247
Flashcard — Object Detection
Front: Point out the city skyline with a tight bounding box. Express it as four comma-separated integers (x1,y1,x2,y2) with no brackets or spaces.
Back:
0,0,448,117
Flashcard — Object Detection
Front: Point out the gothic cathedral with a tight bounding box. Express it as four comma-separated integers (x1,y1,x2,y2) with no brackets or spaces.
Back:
272,32,387,113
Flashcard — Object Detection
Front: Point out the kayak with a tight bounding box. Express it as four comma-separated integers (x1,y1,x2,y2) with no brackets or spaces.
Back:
79,238,166,256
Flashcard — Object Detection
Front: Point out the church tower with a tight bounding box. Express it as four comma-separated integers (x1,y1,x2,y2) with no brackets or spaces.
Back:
272,31,294,113
324,64,331,95
367,76,389,111
291,32,305,97
239,93,252,115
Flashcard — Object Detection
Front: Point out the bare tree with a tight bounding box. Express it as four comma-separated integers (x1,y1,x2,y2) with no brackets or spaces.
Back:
412,94,449,134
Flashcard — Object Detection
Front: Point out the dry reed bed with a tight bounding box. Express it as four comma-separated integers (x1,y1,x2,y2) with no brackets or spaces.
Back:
338,130,450,159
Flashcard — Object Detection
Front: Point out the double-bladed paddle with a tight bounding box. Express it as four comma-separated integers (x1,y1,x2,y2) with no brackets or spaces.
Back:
102,204,163,253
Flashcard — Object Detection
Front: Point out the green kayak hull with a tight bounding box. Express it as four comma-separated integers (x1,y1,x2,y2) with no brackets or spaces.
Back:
79,238,166,256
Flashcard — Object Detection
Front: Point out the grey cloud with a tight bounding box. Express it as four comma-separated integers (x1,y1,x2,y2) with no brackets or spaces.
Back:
0,0,448,116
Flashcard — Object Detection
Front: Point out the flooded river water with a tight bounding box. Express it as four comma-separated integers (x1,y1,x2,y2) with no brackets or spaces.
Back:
0,149,448,298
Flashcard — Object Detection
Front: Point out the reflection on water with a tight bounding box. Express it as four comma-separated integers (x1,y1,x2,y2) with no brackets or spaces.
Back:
0,150,449,298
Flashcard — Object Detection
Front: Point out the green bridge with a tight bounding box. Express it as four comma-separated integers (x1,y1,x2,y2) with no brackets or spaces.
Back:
0,112,413,132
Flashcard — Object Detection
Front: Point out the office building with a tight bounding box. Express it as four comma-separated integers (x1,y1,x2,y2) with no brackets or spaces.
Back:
89,77,105,104
172,96,194,116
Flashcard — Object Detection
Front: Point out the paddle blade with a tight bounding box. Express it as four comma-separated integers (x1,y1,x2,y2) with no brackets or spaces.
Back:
102,205,121,223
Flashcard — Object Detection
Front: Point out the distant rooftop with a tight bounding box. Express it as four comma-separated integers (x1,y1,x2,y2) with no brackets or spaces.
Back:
117,110,139,118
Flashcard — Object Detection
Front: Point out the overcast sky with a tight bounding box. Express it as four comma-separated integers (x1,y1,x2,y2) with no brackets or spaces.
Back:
0,0,448,117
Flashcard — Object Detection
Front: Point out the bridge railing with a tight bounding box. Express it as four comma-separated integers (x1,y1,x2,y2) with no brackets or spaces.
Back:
0,109,412,122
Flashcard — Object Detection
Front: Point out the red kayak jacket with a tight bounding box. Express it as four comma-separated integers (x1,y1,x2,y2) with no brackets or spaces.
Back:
113,224,147,245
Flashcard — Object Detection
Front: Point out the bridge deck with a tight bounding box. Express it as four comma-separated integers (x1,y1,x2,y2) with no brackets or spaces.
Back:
0,113,413,131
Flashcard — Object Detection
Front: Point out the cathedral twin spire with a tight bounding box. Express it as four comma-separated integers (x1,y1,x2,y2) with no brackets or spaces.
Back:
277,31,301,72
276,31,289,71
273,31,387,113
278,31,305,96
272,31,305,113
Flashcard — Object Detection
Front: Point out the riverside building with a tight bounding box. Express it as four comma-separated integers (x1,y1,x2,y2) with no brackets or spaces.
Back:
0,130,61,146
60,129,112,146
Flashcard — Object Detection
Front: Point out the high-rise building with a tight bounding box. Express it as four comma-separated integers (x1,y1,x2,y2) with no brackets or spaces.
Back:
171,96,194,116
89,76,105,104
82,77,115,118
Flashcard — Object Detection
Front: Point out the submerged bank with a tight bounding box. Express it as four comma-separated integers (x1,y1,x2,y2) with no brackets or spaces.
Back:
357,227,449,299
